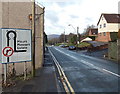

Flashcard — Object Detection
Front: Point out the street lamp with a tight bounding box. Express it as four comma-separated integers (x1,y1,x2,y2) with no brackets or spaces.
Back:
68,24,79,52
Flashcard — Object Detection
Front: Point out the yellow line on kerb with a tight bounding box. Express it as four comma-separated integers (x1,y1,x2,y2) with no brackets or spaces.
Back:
49,48,75,94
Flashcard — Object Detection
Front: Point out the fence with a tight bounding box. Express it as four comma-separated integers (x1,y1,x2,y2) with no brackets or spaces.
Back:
108,41,117,60
117,39,120,62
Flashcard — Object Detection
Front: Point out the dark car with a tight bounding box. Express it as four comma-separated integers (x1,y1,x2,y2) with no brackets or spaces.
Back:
68,46,76,50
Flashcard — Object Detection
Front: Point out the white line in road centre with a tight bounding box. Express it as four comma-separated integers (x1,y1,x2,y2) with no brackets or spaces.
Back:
54,47,120,78
102,69,120,77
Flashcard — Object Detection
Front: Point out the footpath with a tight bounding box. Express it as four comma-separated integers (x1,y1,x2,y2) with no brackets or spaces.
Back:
2,49,62,93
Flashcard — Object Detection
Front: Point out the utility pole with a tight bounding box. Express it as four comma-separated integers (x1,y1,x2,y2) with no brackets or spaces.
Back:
64,29,65,43
76,27,79,52
32,0,35,77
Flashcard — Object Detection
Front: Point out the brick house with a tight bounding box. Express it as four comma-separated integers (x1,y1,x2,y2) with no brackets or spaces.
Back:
96,13,120,42
88,28,98,36
87,28,98,41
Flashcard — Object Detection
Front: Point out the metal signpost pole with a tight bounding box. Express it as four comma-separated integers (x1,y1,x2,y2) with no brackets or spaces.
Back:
24,61,27,80
4,64,7,85
32,0,36,77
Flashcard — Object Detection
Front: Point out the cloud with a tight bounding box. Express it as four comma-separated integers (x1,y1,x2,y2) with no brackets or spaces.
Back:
46,11,59,23
39,0,119,35
70,15,79,19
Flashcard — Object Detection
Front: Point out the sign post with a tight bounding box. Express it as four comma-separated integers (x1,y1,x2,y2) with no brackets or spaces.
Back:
0,28,32,85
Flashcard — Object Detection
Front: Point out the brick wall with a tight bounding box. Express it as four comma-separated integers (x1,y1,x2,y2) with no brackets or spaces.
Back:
96,32,111,42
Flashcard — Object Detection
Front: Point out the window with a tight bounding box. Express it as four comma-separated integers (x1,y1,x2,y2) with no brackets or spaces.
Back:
104,23,106,27
103,32,106,36
100,25,102,28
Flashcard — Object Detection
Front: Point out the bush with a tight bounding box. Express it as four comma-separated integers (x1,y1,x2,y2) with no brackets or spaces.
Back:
110,32,118,41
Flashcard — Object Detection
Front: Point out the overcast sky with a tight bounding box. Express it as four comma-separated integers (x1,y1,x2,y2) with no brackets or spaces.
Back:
37,0,119,35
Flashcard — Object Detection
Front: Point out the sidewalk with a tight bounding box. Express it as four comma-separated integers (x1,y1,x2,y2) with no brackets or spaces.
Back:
3,49,60,93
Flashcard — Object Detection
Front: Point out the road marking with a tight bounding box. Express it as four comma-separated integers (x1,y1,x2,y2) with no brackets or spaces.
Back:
54,47,120,78
49,48,75,94
102,69,120,77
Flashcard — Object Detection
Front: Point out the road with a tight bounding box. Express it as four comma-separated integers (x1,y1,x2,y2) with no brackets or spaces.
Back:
49,46,119,92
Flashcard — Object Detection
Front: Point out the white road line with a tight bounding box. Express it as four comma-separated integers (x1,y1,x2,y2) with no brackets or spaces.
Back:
102,69,120,77
54,47,120,78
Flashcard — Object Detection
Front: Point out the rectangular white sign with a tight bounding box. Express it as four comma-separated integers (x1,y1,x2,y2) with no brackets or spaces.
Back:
0,28,32,63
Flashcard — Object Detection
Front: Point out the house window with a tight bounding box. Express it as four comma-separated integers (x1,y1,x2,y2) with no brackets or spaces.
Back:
104,23,106,27
103,32,106,36
100,25,102,28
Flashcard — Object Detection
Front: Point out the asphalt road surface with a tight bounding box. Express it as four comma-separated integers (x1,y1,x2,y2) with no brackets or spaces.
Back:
49,46,119,92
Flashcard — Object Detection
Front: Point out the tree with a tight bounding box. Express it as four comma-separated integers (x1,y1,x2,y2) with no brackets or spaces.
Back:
59,34,65,43
67,33,77,44
48,38,59,45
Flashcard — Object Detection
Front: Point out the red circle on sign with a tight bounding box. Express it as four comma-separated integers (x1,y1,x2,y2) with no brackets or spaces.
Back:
2,47,14,57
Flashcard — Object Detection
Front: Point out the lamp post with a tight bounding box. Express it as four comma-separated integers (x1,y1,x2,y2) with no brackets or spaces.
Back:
68,24,79,52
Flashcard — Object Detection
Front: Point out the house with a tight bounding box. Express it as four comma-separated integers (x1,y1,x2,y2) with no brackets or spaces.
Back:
88,28,98,36
96,13,120,42
0,1,45,76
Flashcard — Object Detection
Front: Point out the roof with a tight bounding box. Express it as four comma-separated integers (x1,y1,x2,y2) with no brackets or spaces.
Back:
89,28,98,35
81,37,92,42
97,13,120,25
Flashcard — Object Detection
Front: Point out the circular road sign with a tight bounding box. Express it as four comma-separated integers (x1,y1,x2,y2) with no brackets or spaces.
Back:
2,47,14,57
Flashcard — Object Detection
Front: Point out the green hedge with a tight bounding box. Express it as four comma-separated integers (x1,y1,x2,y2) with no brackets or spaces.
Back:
110,32,118,41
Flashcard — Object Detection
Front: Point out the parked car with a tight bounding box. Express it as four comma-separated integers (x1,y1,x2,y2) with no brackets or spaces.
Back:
59,44,65,48
68,46,76,50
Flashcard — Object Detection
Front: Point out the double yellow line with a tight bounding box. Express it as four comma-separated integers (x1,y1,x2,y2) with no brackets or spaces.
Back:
49,48,75,94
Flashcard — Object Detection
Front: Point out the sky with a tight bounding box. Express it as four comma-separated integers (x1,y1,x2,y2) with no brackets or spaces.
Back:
36,0,119,35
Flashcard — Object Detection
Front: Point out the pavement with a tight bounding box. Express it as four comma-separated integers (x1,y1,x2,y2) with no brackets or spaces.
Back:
2,49,61,93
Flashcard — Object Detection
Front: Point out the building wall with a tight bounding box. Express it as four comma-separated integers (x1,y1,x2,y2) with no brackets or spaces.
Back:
35,6,44,69
0,2,2,28
0,2,44,76
2,2,32,29
96,32,111,42
98,15,108,33
107,24,119,32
